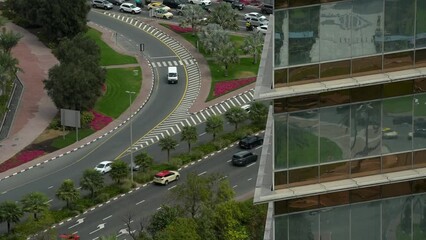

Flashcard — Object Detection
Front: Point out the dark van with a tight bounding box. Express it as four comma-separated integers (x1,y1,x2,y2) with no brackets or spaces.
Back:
163,0,188,9
261,4,273,14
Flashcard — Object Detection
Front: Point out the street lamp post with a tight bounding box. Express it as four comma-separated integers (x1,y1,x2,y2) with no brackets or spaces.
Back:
126,91,136,183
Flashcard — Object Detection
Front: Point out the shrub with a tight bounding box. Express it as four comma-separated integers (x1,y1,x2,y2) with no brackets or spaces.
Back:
213,138,232,149
213,77,256,97
134,169,156,184
81,111,95,128
194,143,217,155
48,118,61,130
13,211,56,237
90,110,113,131
170,157,183,168
190,150,204,161
50,209,76,222
95,192,110,203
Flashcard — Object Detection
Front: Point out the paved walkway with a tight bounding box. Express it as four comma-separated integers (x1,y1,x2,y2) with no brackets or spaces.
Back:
0,18,255,177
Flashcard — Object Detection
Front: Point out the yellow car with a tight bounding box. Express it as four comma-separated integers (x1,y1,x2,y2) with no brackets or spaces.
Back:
153,8,174,19
147,2,171,11
382,127,398,139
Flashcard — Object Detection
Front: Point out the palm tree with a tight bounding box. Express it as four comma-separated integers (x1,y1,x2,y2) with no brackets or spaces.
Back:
80,169,104,198
213,41,239,76
0,201,23,233
208,2,240,31
56,179,80,209
243,32,264,64
179,4,206,35
135,152,153,172
206,115,224,140
159,135,178,162
197,24,229,54
20,192,49,221
181,125,198,153
248,102,268,126
109,160,129,184
0,29,21,53
0,51,20,94
225,106,248,131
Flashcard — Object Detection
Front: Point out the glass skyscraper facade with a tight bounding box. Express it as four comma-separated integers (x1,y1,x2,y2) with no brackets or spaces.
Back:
253,0,426,239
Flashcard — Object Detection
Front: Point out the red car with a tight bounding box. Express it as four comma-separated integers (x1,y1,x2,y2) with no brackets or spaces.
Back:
59,234,80,240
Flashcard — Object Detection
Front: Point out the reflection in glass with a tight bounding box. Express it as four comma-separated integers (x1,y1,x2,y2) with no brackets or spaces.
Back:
413,150,426,168
382,152,412,173
274,171,288,189
319,192,349,207
383,81,413,98
320,206,350,240
350,157,381,177
382,182,412,198
383,0,415,52
275,10,288,67
415,49,426,67
350,102,381,158
288,196,319,212
275,201,288,215
413,93,426,150
274,215,289,240
275,114,288,170
320,106,350,163
382,96,412,153
383,51,414,71
319,1,352,61
320,89,350,107
274,68,288,87
320,60,350,81
352,0,384,56
286,94,319,112
288,166,319,186
320,162,350,182
416,0,426,48
351,186,381,203
382,197,412,239
288,6,320,65
413,194,426,240
351,85,382,102
289,65,319,83
351,201,381,240
414,78,426,93
288,212,318,240
352,55,382,75
275,0,288,10
288,111,319,167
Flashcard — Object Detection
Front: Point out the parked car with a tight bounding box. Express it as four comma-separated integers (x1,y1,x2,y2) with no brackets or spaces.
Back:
188,0,211,6
163,0,188,9
382,128,398,139
94,161,113,174
408,128,426,139
232,151,258,166
247,16,268,27
148,2,171,11
392,116,412,125
244,12,265,20
153,8,174,19
256,25,268,34
239,135,263,149
260,4,273,14
231,0,244,10
129,162,140,171
153,170,180,185
241,104,250,113
120,3,142,13
92,0,114,9
107,0,124,5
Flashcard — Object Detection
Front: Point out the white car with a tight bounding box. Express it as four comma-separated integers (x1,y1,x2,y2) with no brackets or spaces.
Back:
256,25,268,34
119,3,142,14
382,128,398,139
153,8,174,19
248,16,268,27
94,161,113,174
153,170,180,185
189,0,211,5
244,12,265,20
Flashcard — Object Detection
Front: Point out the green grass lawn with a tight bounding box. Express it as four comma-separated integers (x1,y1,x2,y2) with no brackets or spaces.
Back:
51,128,95,149
86,28,138,66
180,33,247,56
94,67,142,118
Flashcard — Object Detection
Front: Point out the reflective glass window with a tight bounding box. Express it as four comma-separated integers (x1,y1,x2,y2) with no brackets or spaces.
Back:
413,149,426,168
286,94,319,112
414,78,426,93
319,1,352,61
320,206,350,240
350,157,381,177
319,106,350,163
274,68,288,87
274,114,288,170
350,201,381,240
352,0,384,56
275,0,288,10
415,49,426,67
413,194,426,240
288,6,320,65
289,0,319,8
382,81,413,98
320,60,350,81
320,89,350,107
381,96,413,153
288,212,318,240
288,196,319,212
275,201,288,215
413,93,426,150
382,152,412,173
288,65,319,83
288,111,319,167
275,10,288,67
382,197,412,239
274,215,289,240
319,191,349,207
383,51,414,71
412,179,426,193
350,186,381,202
288,166,319,186
352,55,382,76
320,161,350,182
350,85,382,102
275,171,288,189
416,0,426,48
382,182,412,198
274,98,286,114
350,102,381,158
383,0,415,52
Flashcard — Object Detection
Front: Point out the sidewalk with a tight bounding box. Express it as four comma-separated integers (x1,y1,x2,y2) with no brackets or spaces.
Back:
0,18,254,177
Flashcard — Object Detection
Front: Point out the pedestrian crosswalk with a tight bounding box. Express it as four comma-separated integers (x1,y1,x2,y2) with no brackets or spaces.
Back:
151,59,195,68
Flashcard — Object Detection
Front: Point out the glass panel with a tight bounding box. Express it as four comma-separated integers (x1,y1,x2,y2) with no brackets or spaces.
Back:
289,0,319,8
350,157,381,177
414,78,426,93
288,65,319,84
383,51,414,71
320,162,350,182
275,0,288,10
288,212,318,240
320,89,350,107
288,196,319,212
382,152,412,173
275,215,289,240
415,49,426,67
275,201,288,215
319,1,352,61
320,60,350,81
288,166,319,186
274,98,286,114
412,179,426,193
413,93,426,150
382,182,412,198
416,0,426,48
412,194,426,240
383,0,415,52
350,85,382,102
382,196,412,239
320,206,350,240
288,6,320,65
413,150,426,168
352,55,382,76
275,171,288,189
350,102,382,158
288,111,319,167
275,10,288,67
274,68,288,87
382,81,413,98
350,201,381,240
352,0,384,56
275,114,288,170
286,94,319,112
350,186,381,203
319,191,349,207
319,106,350,163
382,96,413,153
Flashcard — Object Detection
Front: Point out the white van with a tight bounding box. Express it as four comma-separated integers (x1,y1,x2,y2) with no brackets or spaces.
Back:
167,67,178,84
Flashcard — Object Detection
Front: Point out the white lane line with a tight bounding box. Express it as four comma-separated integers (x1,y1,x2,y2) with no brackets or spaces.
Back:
243,94,252,102
48,186,53,189
136,200,145,205
227,159,232,162
47,199,53,203
255,146,262,150
198,171,207,176
168,185,177,190
233,185,238,188
248,178,252,181
157,207,162,211
199,132,206,136
103,215,112,221
246,162,256,168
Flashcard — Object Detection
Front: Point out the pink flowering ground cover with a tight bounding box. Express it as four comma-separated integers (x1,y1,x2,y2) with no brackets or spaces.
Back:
0,150,45,173
213,77,256,97
90,110,113,131
169,25,193,33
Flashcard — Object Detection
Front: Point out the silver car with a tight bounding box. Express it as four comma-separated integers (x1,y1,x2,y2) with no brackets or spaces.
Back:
92,0,114,9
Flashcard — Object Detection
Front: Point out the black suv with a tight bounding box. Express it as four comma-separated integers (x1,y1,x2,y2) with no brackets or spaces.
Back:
239,135,263,149
232,151,258,166
163,0,188,9
260,4,273,14
231,0,244,10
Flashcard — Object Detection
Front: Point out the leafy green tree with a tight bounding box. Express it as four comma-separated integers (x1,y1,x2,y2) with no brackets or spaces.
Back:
80,169,104,198
208,2,240,31
179,4,206,35
181,125,198,153
213,41,239,76
0,29,21,53
56,179,80,209
248,102,268,126
197,24,229,54
156,218,201,240
214,201,249,240
110,160,129,184
0,51,20,94
20,192,49,221
134,152,153,172
54,33,101,64
0,201,23,233
205,115,223,140
225,106,248,131
243,32,264,64
147,205,183,238
159,135,178,162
